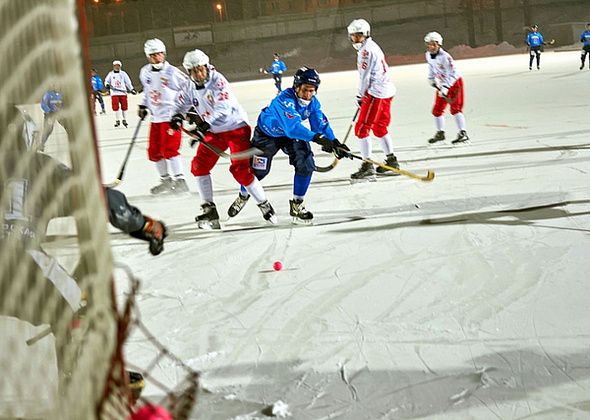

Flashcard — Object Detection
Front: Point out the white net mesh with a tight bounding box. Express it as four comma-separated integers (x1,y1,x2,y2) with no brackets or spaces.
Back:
0,0,123,418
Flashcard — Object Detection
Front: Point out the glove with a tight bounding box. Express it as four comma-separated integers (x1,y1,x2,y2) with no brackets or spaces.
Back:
129,216,167,256
169,113,184,131
331,139,351,160
429,79,437,88
189,121,211,147
186,108,203,126
356,95,363,106
138,105,148,120
129,89,137,95
312,133,334,153
439,86,449,98
105,83,111,90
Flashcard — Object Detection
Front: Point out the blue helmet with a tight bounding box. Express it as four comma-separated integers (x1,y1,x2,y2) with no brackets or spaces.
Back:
293,67,320,90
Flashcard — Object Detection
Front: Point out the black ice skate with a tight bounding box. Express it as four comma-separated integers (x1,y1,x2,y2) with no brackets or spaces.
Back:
451,130,470,145
227,193,250,217
173,178,189,193
195,202,221,230
428,130,445,144
289,199,313,224
258,200,278,224
350,161,376,183
122,119,128,128
376,153,401,176
150,176,175,195
114,120,121,127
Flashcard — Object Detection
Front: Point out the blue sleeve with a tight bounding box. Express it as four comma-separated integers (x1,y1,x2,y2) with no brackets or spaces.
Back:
539,34,544,44
272,99,317,142
40,92,50,113
526,33,531,45
308,99,335,140
97,77,104,90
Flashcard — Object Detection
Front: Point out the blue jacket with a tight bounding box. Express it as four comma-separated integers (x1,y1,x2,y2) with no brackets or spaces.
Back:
91,74,104,91
581,30,590,47
269,59,287,75
41,90,63,114
257,88,336,142
526,31,544,47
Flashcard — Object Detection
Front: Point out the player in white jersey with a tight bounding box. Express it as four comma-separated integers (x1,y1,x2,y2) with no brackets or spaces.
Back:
138,39,189,194
347,19,400,181
170,49,277,229
424,32,469,144
104,60,136,128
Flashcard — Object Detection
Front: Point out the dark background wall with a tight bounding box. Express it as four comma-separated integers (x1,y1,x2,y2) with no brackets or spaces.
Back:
85,0,590,85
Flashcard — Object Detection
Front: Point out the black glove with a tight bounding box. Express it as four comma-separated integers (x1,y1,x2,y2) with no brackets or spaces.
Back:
169,113,184,131
189,121,211,147
356,95,363,106
129,216,167,256
105,83,111,90
331,139,351,160
186,108,203,126
312,133,334,153
138,105,148,120
439,86,449,98
129,89,138,95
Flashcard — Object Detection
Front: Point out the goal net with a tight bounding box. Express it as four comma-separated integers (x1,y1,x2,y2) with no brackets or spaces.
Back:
0,0,123,418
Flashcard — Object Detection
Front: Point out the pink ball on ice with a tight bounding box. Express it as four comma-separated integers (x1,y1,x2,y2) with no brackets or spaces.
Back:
273,261,283,271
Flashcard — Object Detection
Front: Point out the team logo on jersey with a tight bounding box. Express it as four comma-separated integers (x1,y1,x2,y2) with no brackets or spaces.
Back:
284,112,295,119
302,110,310,119
146,76,151,85
362,50,369,58
192,98,199,107
252,156,268,171
160,76,169,87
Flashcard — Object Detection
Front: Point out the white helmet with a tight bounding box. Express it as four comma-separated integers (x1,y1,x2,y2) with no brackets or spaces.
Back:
424,31,443,45
182,49,209,72
112,60,122,66
347,19,370,36
144,38,166,57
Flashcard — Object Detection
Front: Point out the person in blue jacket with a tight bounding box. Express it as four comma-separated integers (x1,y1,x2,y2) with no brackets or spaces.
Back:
90,68,106,114
264,53,287,93
40,87,68,150
580,23,590,70
526,24,553,70
227,67,350,224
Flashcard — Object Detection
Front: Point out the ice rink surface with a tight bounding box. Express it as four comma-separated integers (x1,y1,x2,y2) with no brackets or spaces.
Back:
95,51,590,419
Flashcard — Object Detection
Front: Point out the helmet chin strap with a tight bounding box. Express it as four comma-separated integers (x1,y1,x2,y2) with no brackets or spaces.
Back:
152,62,164,70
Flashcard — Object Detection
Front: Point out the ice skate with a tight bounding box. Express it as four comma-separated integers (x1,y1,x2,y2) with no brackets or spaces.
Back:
428,130,445,144
195,202,221,230
289,199,313,225
173,178,189,193
258,200,278,224
114,120,121,127
100,109,106,115
227,193,250,218
451,130,470,145
350,161,376,183
376,153,401,176
122,119,128,128
150,176,175,195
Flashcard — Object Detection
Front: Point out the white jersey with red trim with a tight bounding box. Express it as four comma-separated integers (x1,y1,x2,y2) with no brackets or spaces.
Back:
104,70,134,96
426,48,461,89
139,61,188,123
355,37,396,99
175,66,249,134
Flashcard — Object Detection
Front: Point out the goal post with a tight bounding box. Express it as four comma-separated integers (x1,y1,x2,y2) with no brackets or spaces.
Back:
0,0,123,418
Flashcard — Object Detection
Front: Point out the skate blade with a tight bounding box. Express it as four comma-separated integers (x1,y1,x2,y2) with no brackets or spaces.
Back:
376,171,401,177
196,220,221,230
266,215,279,225
291,217,313,225
428,139,445,145
451,139,470,146
349,176,377,184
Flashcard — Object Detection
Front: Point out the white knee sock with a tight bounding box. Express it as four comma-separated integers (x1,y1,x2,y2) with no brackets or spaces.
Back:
196,175,214,204
359,137,372,159
378,134,394,155
155,159,168,177
244,178,266,204
435,116,445,131
454,113,466,131
167,156,184,179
